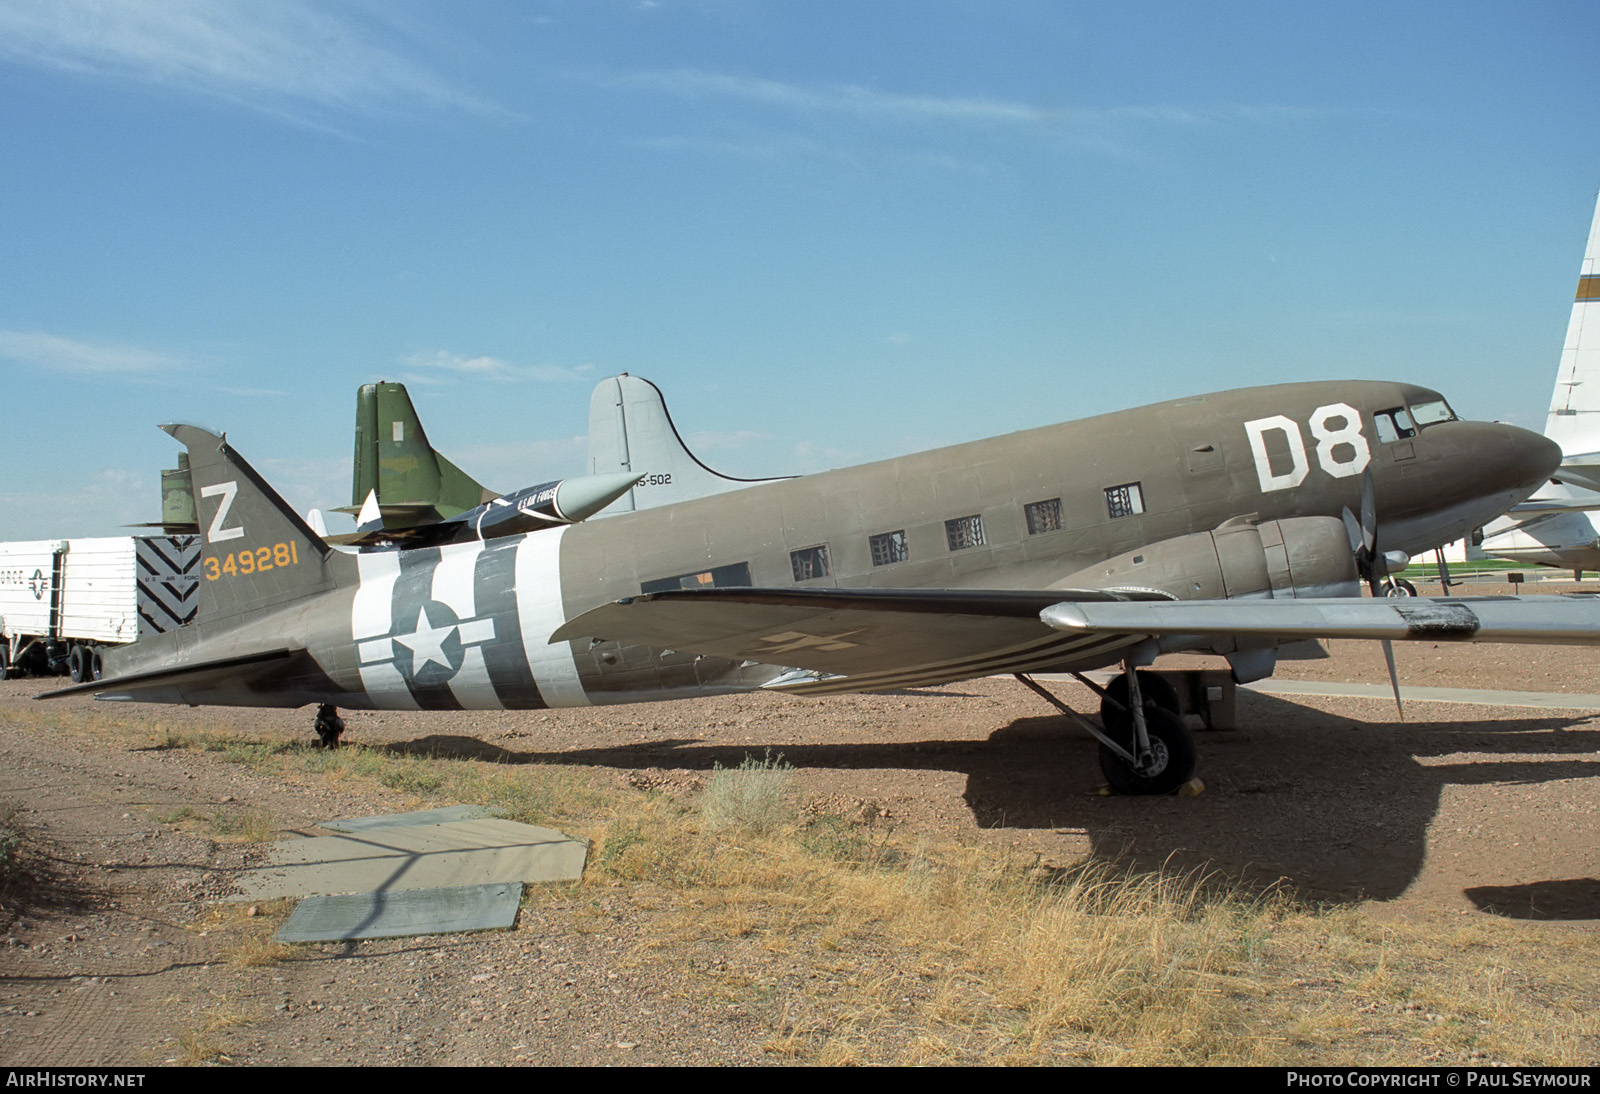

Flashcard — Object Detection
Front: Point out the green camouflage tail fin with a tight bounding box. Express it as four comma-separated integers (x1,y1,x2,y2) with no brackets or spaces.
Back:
163,424,339,621
351,382,496,520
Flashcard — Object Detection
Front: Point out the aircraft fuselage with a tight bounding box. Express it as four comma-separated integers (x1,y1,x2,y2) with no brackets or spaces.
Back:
99,380,1560,714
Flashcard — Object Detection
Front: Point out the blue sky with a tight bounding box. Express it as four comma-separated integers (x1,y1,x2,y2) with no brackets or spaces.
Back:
1,0,1597,539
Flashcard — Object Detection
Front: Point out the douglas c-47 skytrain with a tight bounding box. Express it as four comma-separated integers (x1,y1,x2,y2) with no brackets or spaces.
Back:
42,380,1600,794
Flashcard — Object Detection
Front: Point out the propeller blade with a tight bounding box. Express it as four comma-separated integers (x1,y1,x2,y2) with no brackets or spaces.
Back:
1382,639,1404,721
1359,469,1377,556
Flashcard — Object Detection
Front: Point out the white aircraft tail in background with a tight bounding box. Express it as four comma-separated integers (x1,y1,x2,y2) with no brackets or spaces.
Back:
1479,190,1600,576
587,373,791,514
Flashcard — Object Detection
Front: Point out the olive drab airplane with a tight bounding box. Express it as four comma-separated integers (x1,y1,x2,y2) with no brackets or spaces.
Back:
41,381,1589,795
328,381,644,549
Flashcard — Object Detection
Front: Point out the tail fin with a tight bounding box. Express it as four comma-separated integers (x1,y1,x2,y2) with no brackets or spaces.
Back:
1543,190,1600,481
163,424,337,620
587,374,791,513
352,382,497,520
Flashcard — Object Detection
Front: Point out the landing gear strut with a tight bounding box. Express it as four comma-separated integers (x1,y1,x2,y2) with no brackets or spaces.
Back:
1016,662,1197,796
313,704,345,748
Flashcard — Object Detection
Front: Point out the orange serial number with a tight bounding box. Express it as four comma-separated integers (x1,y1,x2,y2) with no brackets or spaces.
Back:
204,542,299,581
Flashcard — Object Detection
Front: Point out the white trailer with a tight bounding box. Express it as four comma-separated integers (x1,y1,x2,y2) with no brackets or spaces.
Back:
0,536,200,680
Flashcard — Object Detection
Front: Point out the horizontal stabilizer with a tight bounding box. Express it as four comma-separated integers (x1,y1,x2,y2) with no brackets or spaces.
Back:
36,647,303,702
1042,595,1600,645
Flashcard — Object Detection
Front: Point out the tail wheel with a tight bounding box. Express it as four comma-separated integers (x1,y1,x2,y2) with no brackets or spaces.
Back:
1098,706,1196,795
313,704,345,748
1100,671,1180,737
1384,578,1418,598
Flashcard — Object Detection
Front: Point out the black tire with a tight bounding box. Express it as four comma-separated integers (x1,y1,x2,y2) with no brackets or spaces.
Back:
1385,578,1418,598
0,643,9,680
1100,671,1181,736
1098,706,1197,795
314,706,345,748
90,649,104,681
68,645,87,684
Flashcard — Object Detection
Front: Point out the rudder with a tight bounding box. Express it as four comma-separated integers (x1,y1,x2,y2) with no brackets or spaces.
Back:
164,424,339,621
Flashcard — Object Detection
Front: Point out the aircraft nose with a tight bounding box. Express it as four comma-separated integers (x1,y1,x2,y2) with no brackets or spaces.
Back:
1486,423,1562,491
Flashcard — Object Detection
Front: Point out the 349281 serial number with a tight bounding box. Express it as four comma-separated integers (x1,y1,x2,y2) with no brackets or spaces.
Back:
204,542,299,580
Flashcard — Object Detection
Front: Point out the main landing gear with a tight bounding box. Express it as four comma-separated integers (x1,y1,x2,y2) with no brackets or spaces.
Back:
313,704,345,748
1016,663,1198,796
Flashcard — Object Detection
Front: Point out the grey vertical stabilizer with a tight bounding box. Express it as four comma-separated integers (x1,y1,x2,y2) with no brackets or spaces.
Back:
587,374,791,514
161,424,339,621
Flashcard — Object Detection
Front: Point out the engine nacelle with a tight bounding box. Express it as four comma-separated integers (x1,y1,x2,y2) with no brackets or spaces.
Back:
1056,515,1359,602
1054,515,1358,673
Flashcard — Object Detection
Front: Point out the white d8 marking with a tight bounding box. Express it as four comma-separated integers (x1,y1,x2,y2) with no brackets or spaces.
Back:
1308,402,1370,479
1244,404,1371,493
1243,415,1309,492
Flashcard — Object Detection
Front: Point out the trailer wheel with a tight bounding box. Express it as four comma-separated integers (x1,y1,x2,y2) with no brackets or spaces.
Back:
68,645,87,683
0,643,9,680
90,648,104,681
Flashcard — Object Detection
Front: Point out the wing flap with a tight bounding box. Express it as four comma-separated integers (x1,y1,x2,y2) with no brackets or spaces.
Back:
552,587,1154,690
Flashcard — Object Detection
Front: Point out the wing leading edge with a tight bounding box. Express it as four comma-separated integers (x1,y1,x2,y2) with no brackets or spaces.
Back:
1041,594,1600,644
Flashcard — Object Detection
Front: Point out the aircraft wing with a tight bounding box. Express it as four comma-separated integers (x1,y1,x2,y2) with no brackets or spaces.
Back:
1041,594,1600,644
552,587,1167,694
555,588,1600,695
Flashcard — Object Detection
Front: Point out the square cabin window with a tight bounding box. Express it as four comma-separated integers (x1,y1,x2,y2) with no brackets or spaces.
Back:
944,514,985,551
1104,483,1145,519
869,530,908,566
790,544,831,581
1025,498,1063,535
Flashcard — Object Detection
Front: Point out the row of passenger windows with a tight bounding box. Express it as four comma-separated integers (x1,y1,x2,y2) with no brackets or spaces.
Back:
640,483,1148,592
788,482,1146,580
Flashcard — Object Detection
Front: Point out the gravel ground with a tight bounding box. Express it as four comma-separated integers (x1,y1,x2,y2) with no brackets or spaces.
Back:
2,586,1597,1065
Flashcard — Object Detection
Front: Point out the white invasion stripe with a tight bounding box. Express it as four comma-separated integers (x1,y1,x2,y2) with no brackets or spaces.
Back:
360,662,420,711
358,638,393,663
352,551,402,639
352,551,416,708
448,646,503,709
432,541,482,617
515,527,590,707
431,540,502,711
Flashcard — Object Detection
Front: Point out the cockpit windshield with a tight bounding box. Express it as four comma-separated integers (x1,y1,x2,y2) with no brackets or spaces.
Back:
1409,399,1456,427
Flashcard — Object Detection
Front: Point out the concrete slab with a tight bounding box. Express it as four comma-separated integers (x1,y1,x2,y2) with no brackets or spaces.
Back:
275,882,523,943
319,805,496,833
234,817,587,901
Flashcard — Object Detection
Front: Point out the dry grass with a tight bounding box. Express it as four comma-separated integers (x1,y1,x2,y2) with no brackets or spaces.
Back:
42,707,1600,1067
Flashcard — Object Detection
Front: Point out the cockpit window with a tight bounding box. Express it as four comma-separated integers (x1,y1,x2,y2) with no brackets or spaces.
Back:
1374,407,1416,443
1410,399,1455,426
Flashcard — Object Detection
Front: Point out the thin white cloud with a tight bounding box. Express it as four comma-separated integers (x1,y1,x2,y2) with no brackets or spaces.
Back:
611,69,1325,131
0,329,185,375
0,0,498,125
400,349,595,384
